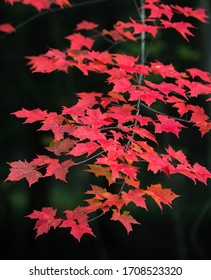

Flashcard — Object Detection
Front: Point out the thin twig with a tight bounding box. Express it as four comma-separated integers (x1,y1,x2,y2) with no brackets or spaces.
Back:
124,0,145,151
0,0,112,40
75,150,104,166
140,103,194,124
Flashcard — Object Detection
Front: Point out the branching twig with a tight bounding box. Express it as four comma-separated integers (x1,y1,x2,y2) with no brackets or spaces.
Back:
0,0,112,40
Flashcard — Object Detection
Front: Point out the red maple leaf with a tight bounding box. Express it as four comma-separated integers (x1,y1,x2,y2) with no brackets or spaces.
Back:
111,209,140,234
5,160,42,186
26,55,58,73
139,150,171,175
107,103,135,125
150,61,180,79
143,2,173,21
192,163,211,185
187,68,211,83
45,159,74,182
60,207,95,241
134,126,158,144
172,5,208,23
166,146,189,166
111,77,132,93
38,112,65,141
130,18,158,37
12,108,48,123
102,29,125,41
146,184,179,210
75,20,98,31
170,162,211,185
154,114,185,137
161,20,194,41
10,0,71,11
114,21,136,41
46,138,75,156
129,86,164,106
85,164,114,185
145,80,186,97
68,141,100,158
26,207,62,238
62,92,102,118
66,33,94,50
188,82,211,97
0,23,15,33
72,125,106,142
79,108,113,128
122,189,147,209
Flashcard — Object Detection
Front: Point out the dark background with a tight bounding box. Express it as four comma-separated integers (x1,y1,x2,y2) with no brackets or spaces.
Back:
0,0,211,259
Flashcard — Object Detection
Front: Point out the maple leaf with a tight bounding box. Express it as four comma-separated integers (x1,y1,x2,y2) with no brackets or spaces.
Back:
66,33,94,50
169,162,211,185
86,185,109,200
111,209,140,234
38,112,65,141
161,20,194,41
0,23,15,33
85,185,110,213
62,92,102,118
139,150,171,175
166,146,189,166
72,125,106,141
60,207,95,241
68,141,100,158
12,108,48,123
188,82,211,97
5,160,42,186
102,29,125,41
95,156,138,181
26,55,57,73
129,86,164,107
75,20,98,31
130,18,158,37
143,2,173,21
45,48,68,72
54,0,71,8
114,21,136,41
187,68,211,83
154,114,185,137
107,103,135,125
85,164,114,185
122,189,147,210
46,138,75,156
26,207,62,238
172,5,208,23
145,80,186,97
12,0,71,11
146,184,179,210
134,126,158,144
45,159,74,182
150,61,180,79
79,108,113,128
124,176,140,188
111,77,132,93
192,163,211,185
195,121,211,136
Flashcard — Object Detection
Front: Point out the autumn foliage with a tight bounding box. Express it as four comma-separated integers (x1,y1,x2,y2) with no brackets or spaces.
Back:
4,0,211,241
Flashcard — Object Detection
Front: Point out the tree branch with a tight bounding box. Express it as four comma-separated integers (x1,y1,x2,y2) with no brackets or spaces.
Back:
0,0,112,40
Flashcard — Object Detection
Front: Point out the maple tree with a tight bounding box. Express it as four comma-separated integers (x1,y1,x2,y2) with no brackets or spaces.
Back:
4,0,211,242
